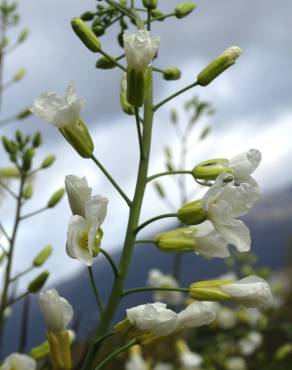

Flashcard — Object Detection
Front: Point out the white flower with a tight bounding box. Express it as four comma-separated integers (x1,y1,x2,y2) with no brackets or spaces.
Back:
147,269,183,305
153,364,174,370
65,175,92,217
238,331,263,356
30,81,84,128
123,30,160,72
229,149,261,181
66,195,108,266
193,221,230,258
179,351,203,369
216,306,237,329
39,289,73,332
202,173,258,252
222,276,273,307
176,301,217,331
225,357,247,370
126,302,177,336
1,353,36,370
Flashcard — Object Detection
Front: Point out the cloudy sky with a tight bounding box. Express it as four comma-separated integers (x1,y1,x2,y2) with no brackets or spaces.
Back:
1,0,292,287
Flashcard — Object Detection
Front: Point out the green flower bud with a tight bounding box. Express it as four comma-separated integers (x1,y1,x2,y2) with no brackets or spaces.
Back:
127,68,145,107
0,167,20,178
15,130,22,143
197,46,242,86
23,184,33,199
33,245,53,267
154,181,165,198
80,11,95,21
22,148,35,171
200,126,211,140
175,2,196,19
96,56,116,69
71,17,101,52
170,109,178,124
17,108,32,119
30,341,50,360
48,188,65,208
18,28,29,43
60,118,94,158
41,154,56,169
275,343,292,360
177,199,207,225
192,158,231,180
143,0,158,9
189,279,232,301
155,228,198,253
32,131,42,147
2,136,16,154
151,9,164,20
28,270,50,293
13,68,26,82
163,67,181,81
92,25,105,37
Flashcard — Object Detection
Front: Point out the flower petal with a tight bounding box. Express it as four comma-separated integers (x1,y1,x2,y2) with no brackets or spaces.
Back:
229,149,261,178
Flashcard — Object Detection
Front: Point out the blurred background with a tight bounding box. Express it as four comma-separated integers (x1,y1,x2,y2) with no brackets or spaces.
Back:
1,0,292,358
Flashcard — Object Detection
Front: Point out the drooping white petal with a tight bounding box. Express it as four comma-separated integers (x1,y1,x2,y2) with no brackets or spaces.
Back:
39,289,73,332
176,301,217,331
222,276,273,307
66,215,93,266
229,149,261,179
179,351,203,369
30,81,84,128
65,175,92,217
1,353,36,370
123,30,160,71
126,355,148,370
194,221,230,258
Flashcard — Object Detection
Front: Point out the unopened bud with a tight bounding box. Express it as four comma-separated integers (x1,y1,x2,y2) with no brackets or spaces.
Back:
96,56,116,69
18,28,29,43
60,118,94,158
193,158,231,180
80,11,95,21
23,184,33,199
48,188,65,208
189,280,232,301
17,108,32,120
14,68,26,82
154,181,165,198
71,17,101,52
33,245,53,267
177,199,207,225
163,67,181,81
175,2,196,19
2,136,15,154
32,131,42,147
200,126,211,140
22,148,35,171
41,155,56,169
28,270,50,293
151,9,165,21
197,46,242,86
155,228,196,253
0,167,20,178
143,0,158,9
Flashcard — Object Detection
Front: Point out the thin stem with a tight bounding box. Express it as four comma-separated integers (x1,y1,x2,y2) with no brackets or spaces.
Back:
4,291,29,309
99,50,127,72
88,266,104,314
100,248,120,279
0,221,10,242
152,66,165,74
0,179,17,199
147,170,193,183
147,8,151,31
134,107,145,159
18,295,30,353
149,12,176,23
135,213,177,234
90,154,131,207
93,331,115,345
10,266,34,282
173,254,183,283
122,286,189,298
20,206,48,220
135,239,157,245
94,339,138,370
105,0,137,23
154,81,199,111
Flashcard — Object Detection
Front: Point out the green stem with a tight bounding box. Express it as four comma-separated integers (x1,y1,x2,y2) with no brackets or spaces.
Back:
18,294,30,353
154,81,198,111
147,8,151,31
150,12,176,23
135,239,157,245
135,213,177,234
0,221,10,242
10,266,34,282
90,154,131,207
81,68,154,370
20,206,49,220
88,266,104,314
93,331,115,345
105,0,138,24
122,286,189,298
99,50,127,72
152,67,165,74
173,254,183,283
100,248,120,279
94,339,138,370
134,107,145,159
0,179,17,199
4,291,29,309
147,170,193,183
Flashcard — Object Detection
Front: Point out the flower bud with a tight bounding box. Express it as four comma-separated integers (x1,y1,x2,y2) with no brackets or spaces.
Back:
177,199,207,225
59,118,94,158
80,11,95,21
47,188,65,208
96,56,116,69
197,46,242,86
189,279,232,301
2,136,16,154
28,270,50,293
17,107,32,119
193,158,231,180
41,154,56,169
154,181,165,198
18,28,29,43
155,228,197,253
0,167,20,178
151,9,165,21
23,183,33,199
71,17,101,52
32,131,42,147
163,67,181,81
22,148,35,171
33,245,53,267
175,2,197,19
143,0,158,9
13,68,26,81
